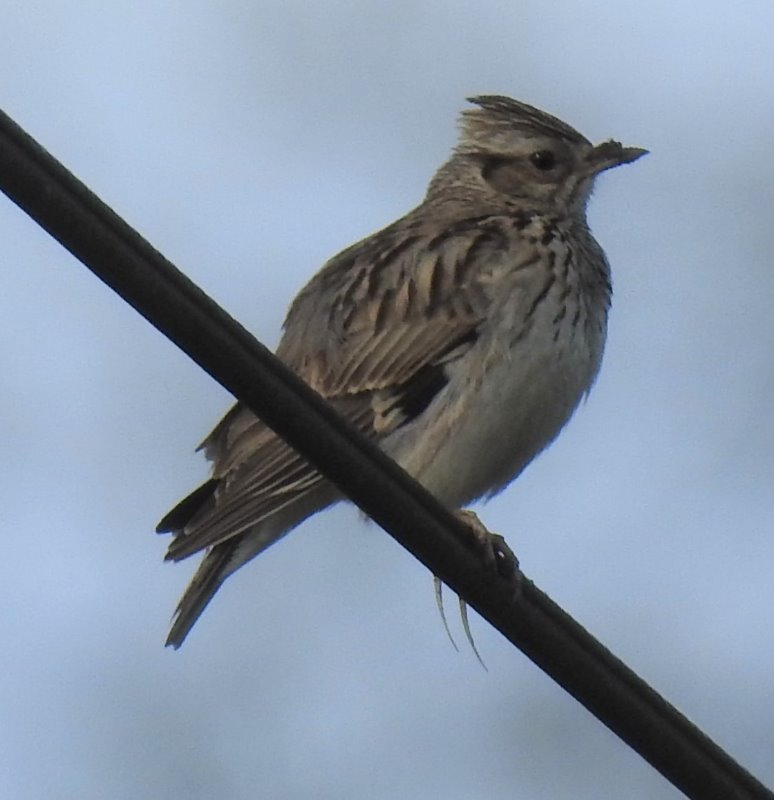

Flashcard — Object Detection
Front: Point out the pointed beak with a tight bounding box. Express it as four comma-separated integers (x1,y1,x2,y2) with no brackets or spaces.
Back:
586,140,648,176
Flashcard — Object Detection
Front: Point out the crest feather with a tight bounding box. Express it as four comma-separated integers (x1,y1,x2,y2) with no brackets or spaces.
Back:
458,95,589,153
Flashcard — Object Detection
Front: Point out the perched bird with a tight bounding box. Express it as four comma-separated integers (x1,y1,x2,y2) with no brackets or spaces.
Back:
157,95,646,648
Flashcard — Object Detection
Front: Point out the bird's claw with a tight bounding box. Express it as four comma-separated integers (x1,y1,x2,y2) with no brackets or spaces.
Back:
433,510,521,667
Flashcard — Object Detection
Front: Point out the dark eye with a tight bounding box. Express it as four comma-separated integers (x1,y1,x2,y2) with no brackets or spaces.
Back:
529,150,556,171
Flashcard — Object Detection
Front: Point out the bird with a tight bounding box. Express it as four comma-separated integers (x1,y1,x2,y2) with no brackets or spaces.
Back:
156,94,647,648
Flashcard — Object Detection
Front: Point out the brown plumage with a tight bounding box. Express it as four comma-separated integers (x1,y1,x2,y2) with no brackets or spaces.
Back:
157,95,646,647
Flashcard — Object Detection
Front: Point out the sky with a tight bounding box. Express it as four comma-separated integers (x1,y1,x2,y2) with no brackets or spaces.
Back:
1,2,773,798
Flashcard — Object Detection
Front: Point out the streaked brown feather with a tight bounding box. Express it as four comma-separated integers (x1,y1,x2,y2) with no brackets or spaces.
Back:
161,217,537,559
277,219,513,397
164,395,376,559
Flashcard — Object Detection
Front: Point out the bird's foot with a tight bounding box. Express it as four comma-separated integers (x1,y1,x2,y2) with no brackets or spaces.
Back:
455,508,520,583
434,510,521,668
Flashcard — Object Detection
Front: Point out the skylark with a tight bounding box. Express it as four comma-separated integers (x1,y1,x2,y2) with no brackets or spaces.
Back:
157,95,646,647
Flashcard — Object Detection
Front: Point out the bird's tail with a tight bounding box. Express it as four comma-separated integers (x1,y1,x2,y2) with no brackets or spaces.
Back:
165,539,237,649
162,481,338,648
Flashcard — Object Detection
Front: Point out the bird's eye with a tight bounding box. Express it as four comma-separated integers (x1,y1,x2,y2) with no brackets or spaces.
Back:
529,150,556,171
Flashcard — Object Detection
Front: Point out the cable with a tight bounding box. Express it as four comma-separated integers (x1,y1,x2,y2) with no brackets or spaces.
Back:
0,106,770,800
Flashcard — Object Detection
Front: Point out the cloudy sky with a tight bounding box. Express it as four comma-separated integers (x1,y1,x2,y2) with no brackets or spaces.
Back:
2,2,773,798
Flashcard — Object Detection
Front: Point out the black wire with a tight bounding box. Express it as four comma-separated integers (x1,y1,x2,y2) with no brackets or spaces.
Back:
0,106,771,800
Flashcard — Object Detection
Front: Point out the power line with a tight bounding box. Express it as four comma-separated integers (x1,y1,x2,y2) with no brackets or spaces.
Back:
0,106,770,800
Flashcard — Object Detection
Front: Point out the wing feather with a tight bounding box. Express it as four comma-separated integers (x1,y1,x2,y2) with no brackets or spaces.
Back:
278,221,512,395
161,215,521,561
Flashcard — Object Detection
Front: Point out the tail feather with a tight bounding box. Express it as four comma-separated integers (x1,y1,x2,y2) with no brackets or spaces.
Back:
163,483,340,647
165,539,236,649
156,479,218,534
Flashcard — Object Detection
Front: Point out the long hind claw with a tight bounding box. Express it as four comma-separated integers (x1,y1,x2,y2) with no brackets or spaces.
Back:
434,575,459,652
459,596,487,671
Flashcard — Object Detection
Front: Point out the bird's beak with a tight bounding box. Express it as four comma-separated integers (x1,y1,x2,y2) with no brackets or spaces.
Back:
586,140,648,176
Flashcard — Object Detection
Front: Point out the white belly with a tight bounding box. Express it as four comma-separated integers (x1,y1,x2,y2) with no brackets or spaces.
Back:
384,303,605,508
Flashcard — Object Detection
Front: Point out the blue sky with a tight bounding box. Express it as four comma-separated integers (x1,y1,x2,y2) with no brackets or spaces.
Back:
1,3,773,798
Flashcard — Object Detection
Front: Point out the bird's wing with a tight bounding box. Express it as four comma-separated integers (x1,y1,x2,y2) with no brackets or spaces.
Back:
160,216,526,561
277,216,514,397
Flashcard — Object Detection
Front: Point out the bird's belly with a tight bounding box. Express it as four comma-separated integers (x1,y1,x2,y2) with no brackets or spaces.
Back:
386,331,602,508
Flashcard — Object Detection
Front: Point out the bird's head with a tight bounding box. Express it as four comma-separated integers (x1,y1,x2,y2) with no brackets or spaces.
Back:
427,95,647,217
